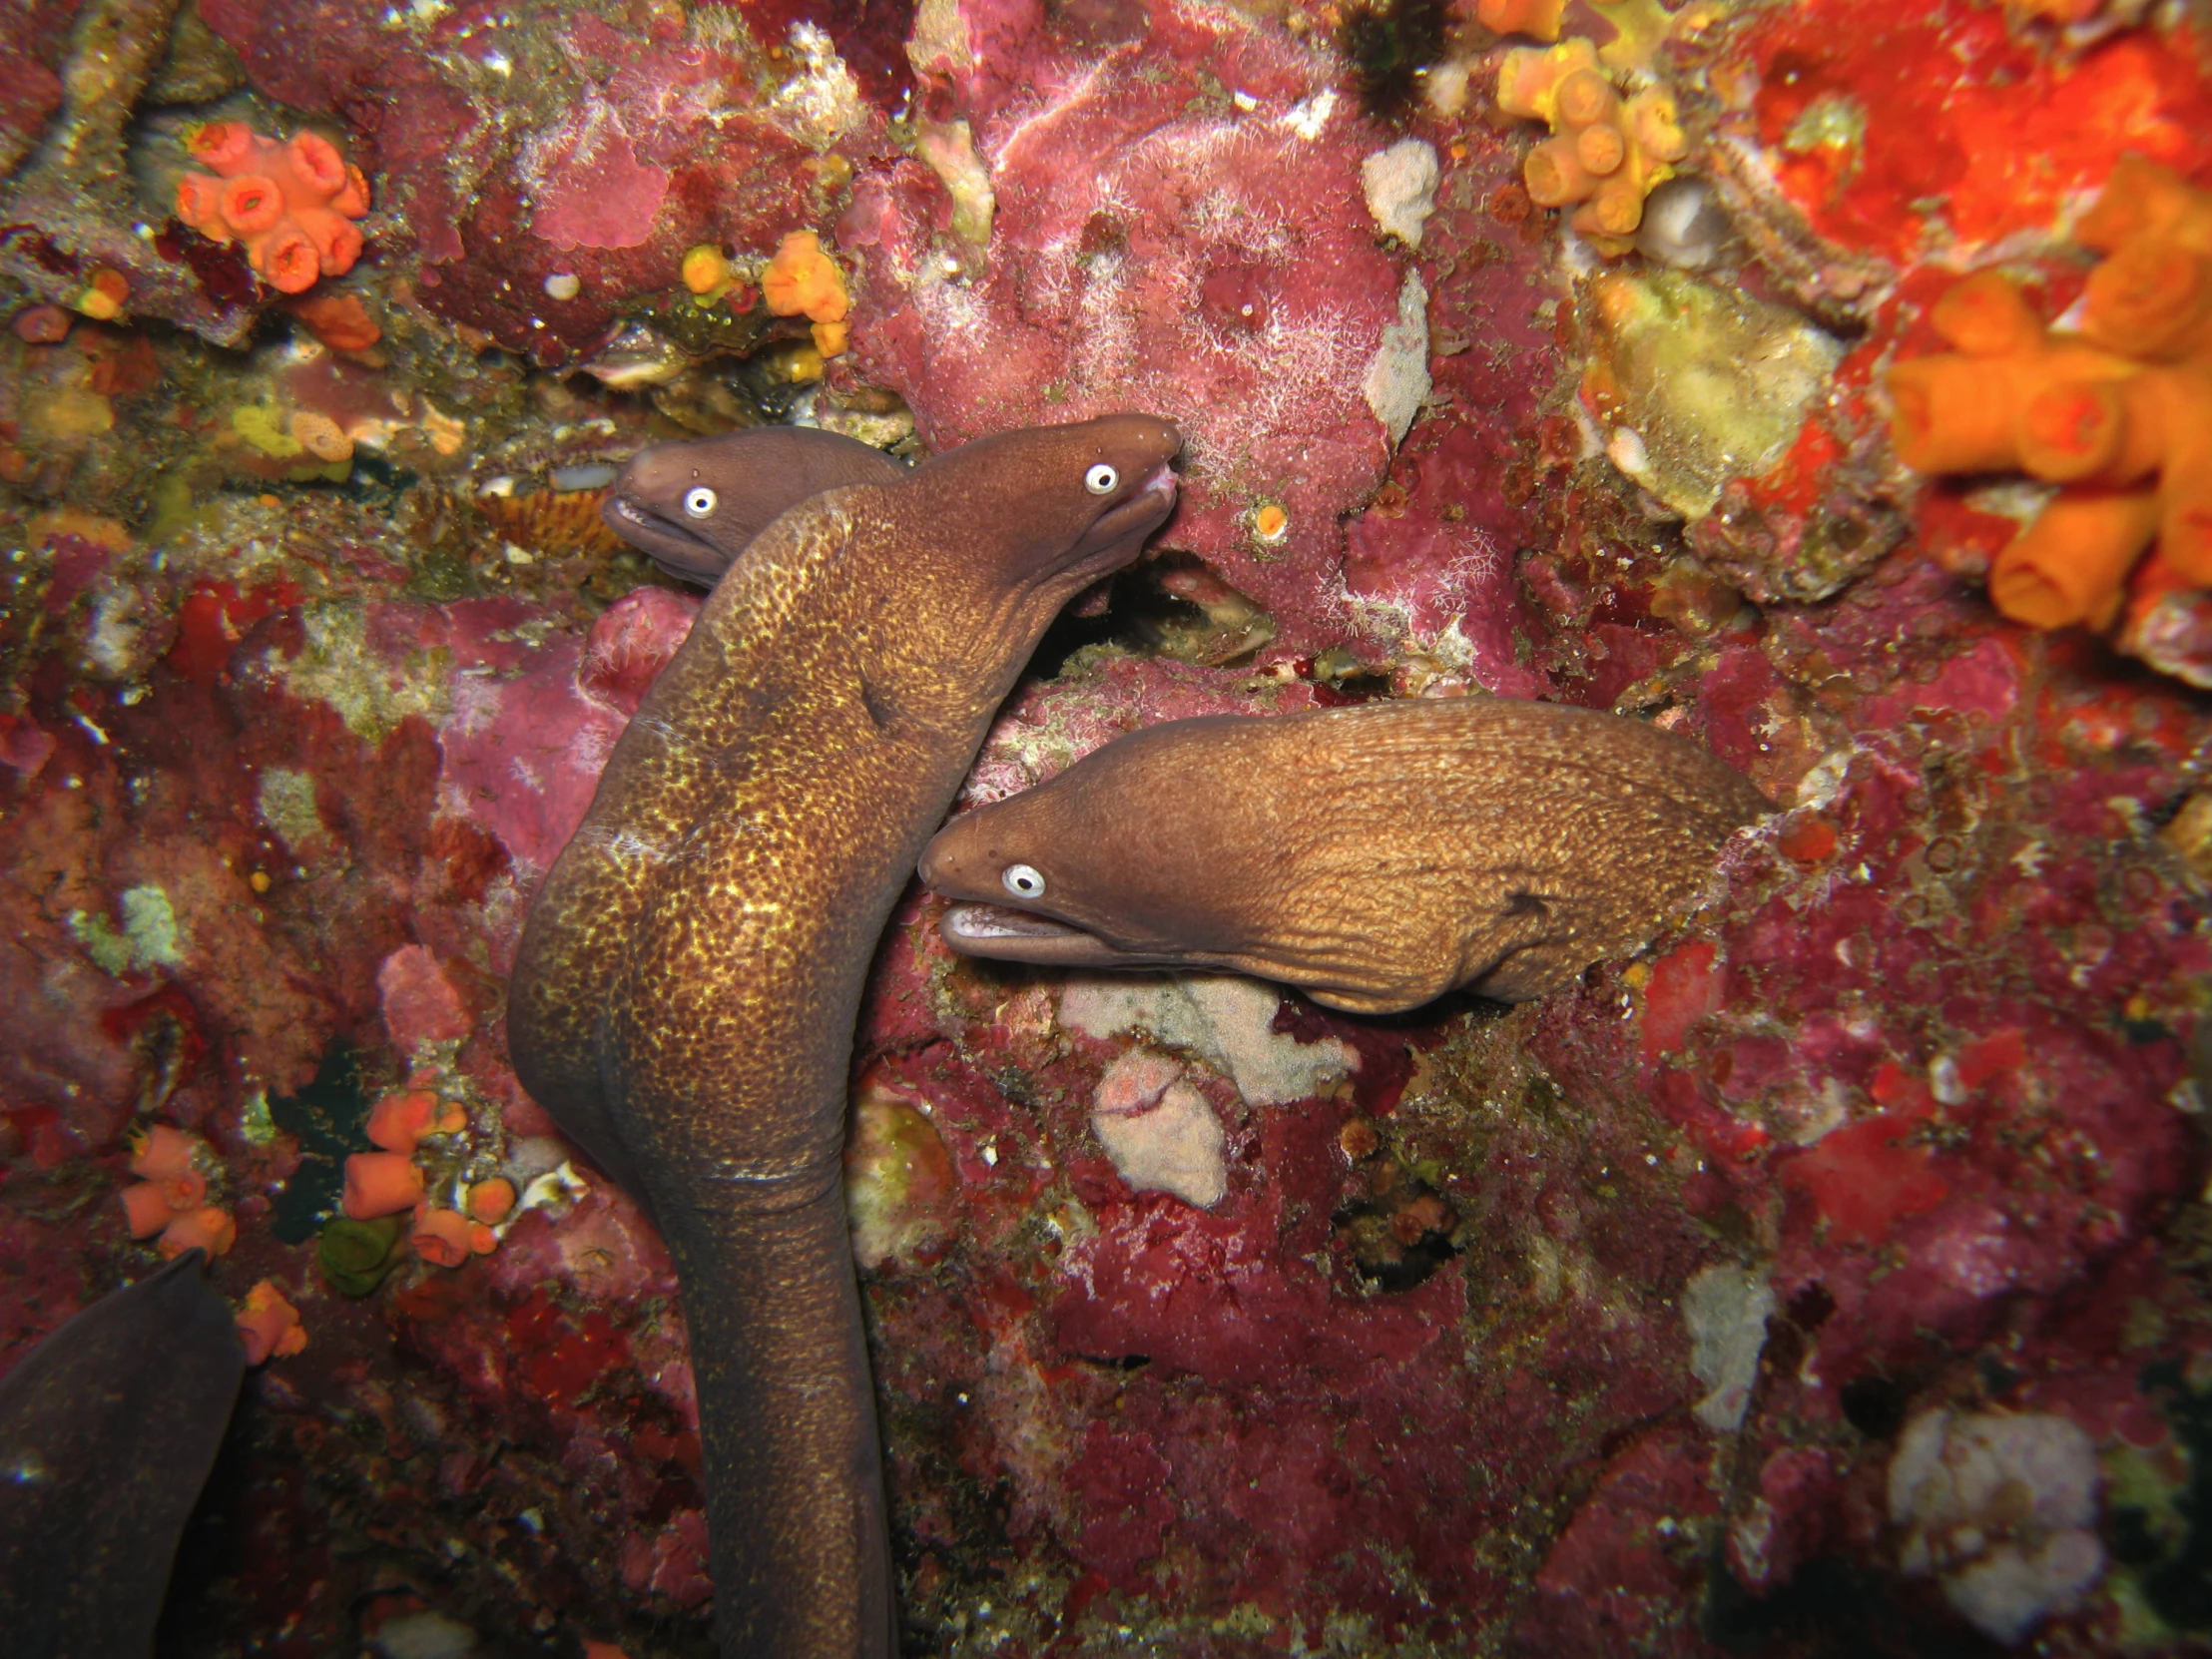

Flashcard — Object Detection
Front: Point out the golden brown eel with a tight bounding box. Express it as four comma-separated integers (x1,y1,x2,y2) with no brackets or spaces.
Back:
920,697,1769,1013
509,414,1180,1657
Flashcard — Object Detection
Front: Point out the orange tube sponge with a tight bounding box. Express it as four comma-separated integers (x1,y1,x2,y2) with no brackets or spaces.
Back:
343,1150,426,1219
410,1206,475,1268
161,1205,237,1259
1495,40,1685,253
174,122,370,295
236,1281,307,1365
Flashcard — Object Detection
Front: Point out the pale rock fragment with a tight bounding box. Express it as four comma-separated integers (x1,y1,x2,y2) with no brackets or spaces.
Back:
1362,139,1439,249
1058,974,1353,1105
1089,1048,1227,1207
1683,1261,1775,1431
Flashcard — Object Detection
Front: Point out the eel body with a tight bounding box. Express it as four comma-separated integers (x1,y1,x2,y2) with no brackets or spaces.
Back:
599,426,908,585
919,697,1769,1012
0,1249,245,1658
510,414,1181,1657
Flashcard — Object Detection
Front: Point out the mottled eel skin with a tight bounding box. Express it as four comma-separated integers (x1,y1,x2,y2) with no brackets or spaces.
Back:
920,697,1769,1013
510,414,1180,1657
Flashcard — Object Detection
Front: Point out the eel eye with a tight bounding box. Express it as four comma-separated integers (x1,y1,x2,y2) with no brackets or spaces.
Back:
684,486,718,518
1084,463,1119,495
1002,863,1047,899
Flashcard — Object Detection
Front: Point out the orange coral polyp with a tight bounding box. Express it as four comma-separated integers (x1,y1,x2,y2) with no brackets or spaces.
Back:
236,1281,307,1365
161,1205,238,1259
343,1150,426,1219
410,1207,474,1268
1476,0,1565,38
1989,489,2161,630
465,1177,516,1224
122,1180,177,1238
1889,161,2212,661
174,123,370,295
131,1124,201,1181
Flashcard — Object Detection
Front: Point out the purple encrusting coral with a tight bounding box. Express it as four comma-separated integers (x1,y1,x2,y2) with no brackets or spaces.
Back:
3,0,2212,1652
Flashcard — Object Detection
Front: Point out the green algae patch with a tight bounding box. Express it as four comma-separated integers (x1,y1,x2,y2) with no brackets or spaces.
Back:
68,884,190,974
273,601,452,743
319,1214,407,1297
1582,269,1844,520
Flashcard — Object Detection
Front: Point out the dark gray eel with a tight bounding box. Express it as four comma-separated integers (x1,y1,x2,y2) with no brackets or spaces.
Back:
509,414,1182,1657
920,696,1770,1012
0,1249,245,1658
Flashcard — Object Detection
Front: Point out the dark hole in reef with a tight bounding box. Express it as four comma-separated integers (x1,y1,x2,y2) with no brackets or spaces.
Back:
1838,1372,1914,1439
1705,1551,1997,1657
267,1041,374,1245
2133,1358,2212,1631
1974,1352,2021,1402
1334,1182,1459,1292
1786,1281,1836,1330
1337,0,1446,121
1026,551,1276,679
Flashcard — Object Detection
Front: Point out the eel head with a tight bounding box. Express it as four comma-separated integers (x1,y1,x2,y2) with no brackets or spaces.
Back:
600,424,908,584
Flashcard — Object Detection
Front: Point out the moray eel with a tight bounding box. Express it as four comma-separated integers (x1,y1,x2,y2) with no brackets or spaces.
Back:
510,413,1181,1657
0,1249,244,1658
601,426,908,585
919,697,1768,1013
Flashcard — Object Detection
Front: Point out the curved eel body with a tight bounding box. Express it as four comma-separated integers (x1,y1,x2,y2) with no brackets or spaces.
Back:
600,425,908,585
919,697,1769,1013
510,414,1180,1657
0,1249,244,1658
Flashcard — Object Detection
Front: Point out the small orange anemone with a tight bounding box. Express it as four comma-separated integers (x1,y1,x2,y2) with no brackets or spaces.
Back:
343,1150,426,1219
762,231,850,357
236,1281,307,1365
465,1177,516,1225
366,1089,463,1154
161,1205,238,1259
172,121,370,295
410,1206,475,1268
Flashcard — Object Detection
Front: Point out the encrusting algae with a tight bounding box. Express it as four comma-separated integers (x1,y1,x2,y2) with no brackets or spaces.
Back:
1888,157,2212,641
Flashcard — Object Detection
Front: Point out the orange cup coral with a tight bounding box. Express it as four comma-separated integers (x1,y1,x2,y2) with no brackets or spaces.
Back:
120,1125,230,1252
366,1088,465,1154
343,1149,426,1219
236,1281,307,1365
174,122,370,295
1496,39,1686,253
1886,159,2212,641
410,1205,494,1267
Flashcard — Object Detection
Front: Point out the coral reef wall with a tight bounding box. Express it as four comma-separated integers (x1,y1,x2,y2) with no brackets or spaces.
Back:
4,0,2212,1654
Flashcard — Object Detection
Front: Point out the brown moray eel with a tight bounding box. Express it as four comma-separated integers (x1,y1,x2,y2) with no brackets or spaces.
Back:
919,697,1770,1013
600,425,908,585
510,413,1181,1657
0,1249,244,1658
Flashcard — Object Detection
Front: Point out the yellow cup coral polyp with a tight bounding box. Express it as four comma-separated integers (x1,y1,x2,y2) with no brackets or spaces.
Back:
174,122,370,295
1496,38,1686,253
1886,159,2212,639
762,230,850,357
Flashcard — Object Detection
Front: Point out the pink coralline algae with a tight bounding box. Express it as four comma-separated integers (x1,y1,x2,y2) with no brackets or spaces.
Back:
6,0,2212,1653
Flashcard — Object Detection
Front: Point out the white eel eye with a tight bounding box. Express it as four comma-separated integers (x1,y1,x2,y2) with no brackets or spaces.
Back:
1084,463,1119,496
1002,863,1047,899
683,486,718,519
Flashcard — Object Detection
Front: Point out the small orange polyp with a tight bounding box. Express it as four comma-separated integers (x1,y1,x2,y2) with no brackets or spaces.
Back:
131,1124,201,1181
236,1281,307,1365
122,1180,176,1238
161,1205,238,1259
762,231,849,325
410,1207,474,1268
367,1088,452,1154
343,1150,426,1219
465,1177,517,1225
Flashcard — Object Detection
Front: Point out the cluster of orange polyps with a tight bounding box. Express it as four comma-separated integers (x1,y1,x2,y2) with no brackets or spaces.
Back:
341,1088,512,1268
1494,38,1687,253
1888,157,2212,636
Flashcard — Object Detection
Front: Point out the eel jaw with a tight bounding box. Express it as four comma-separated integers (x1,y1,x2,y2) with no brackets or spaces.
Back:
601,492,731,583
938,901,1179,968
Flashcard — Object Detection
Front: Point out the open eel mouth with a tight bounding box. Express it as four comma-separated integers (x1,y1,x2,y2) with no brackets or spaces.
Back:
938,901,1172,968
601,492,729,580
